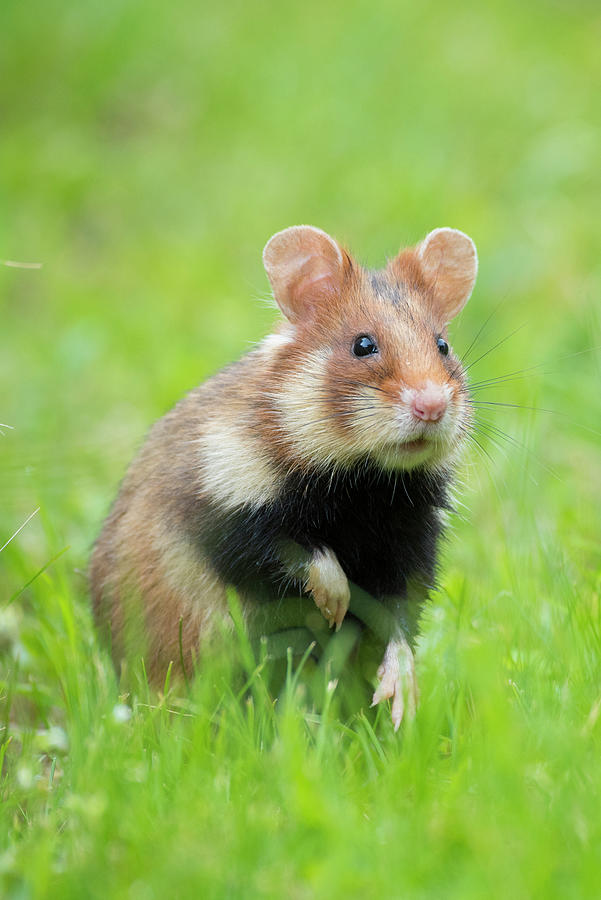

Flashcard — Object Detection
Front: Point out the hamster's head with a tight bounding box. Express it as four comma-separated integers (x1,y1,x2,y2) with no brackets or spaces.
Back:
262,224,478,473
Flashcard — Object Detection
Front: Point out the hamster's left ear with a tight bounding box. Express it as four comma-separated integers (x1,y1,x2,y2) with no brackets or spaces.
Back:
417,227,478,320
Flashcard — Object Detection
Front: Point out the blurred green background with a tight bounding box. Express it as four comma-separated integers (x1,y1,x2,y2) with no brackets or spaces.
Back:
2,0,601,897
2,0,600,574
0,0,601,557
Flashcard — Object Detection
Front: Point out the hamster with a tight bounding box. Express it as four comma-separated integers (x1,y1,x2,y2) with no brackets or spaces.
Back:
90,224,478,729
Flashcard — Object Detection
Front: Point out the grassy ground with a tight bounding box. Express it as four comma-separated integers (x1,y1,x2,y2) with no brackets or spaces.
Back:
2,0,601,896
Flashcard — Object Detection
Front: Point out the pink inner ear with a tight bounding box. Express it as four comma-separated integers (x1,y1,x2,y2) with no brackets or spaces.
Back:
290,270,338,307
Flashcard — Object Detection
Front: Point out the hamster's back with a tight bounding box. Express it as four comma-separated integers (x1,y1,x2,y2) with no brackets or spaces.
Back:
90,357,257,679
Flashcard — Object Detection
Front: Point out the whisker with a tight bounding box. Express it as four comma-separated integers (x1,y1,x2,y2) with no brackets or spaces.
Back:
459,295,511,367
468,375,537,392
462,324,528,376
460,427,496,467
328,376,388,395
466,344,601,392
293,410,383,430
468,400,559,414
468,400,601,440
474,417,562,482
457,425,510,500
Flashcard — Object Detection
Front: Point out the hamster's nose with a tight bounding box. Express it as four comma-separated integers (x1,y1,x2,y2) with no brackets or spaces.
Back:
410,385,448,422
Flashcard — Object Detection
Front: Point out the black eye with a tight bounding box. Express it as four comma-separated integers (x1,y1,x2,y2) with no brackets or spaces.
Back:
437,337,449,356
352,335,379,357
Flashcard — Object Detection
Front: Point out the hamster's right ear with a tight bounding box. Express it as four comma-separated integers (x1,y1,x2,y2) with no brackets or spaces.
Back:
262,225,347,322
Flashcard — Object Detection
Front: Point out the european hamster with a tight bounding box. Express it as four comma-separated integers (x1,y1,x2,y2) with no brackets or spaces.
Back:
90,224,478,729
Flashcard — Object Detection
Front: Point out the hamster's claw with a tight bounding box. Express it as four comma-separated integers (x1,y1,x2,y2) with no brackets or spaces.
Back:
310,584,349,631
371,635,419,731
306,548,350,631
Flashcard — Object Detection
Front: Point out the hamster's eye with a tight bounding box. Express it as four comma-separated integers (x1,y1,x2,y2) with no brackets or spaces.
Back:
352,335,379,357
436,337,449,356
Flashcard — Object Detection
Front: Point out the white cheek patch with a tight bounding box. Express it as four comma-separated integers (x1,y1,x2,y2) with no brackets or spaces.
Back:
197,421,281,511
273,349,354,467
345,388,403,454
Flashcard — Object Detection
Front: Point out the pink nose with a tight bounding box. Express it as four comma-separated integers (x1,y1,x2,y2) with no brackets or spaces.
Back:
411,386,448,422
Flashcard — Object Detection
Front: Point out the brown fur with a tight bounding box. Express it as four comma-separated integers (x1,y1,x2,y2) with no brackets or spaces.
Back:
90,226,477,684
90,385,231,680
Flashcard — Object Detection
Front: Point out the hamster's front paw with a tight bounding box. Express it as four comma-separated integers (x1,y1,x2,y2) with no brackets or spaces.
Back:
371,635,418,731
306,547,350,631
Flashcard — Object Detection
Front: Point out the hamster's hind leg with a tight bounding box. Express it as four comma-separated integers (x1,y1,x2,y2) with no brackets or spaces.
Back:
371,632,419,731
370,581,426,730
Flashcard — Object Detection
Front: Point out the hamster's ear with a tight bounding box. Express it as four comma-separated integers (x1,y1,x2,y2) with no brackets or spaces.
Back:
417,227,478,320
263,225,346,322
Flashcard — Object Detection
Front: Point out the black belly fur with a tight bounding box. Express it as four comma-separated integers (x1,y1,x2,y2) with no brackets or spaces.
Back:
198,463,451,603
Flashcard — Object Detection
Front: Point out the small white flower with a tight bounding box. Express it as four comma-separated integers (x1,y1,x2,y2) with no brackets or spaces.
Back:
17,766,33,789
112,703,132,723
46,726,69,752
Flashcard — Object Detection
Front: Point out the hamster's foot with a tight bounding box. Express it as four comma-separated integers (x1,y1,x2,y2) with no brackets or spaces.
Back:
371,634,418,730
306,547,350,631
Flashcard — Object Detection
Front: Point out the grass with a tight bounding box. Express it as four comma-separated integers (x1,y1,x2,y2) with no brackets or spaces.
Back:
2,0,601,896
